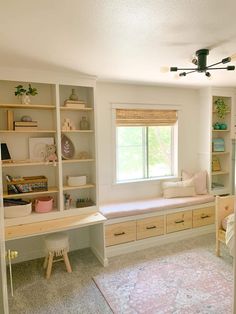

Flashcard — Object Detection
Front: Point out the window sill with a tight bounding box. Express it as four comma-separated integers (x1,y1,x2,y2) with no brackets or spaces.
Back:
114,175,180,186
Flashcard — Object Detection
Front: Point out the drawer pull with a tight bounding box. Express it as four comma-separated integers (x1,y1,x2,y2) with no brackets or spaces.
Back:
146,225,157,230
114,231,125,236
201,214,210,219
175,219,184,224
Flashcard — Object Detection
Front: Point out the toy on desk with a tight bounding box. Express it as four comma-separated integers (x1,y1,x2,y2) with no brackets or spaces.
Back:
45,144,57,166
62,118,76,131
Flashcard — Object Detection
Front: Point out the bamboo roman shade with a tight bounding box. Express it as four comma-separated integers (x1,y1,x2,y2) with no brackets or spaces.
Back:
116,109,178,126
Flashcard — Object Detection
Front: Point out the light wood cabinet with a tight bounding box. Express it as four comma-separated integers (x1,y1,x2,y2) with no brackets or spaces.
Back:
136,216,164,240
105,221,136,246
192,206,215,228
166,210,192,233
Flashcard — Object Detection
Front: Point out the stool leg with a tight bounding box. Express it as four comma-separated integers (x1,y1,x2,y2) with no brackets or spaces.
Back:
43,255,48,269
63,252,72,273
46,252,54,279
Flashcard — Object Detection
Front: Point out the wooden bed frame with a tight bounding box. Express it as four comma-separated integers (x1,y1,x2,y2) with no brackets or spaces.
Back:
215,195,235,256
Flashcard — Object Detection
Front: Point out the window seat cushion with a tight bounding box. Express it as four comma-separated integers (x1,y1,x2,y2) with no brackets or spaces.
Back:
100,194,215,220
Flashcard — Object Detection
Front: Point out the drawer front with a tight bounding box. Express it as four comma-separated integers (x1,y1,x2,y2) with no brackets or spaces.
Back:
137,216,164,240
193,206,215,228
166,210,192,233
105,221,136,246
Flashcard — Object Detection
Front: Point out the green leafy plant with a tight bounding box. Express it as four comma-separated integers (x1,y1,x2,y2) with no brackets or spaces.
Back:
214,98,228,119
15,84,38,97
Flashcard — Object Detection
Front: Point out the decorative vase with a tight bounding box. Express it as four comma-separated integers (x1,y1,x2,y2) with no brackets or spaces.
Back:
21,94,31,105
220,123,227,130
69,89,78,101
80,116,89,130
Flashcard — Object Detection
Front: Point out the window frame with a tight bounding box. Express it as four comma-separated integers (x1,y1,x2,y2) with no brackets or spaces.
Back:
111,103,180,185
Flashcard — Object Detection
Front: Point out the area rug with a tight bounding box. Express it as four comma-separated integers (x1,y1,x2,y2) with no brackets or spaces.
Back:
93,249,233,314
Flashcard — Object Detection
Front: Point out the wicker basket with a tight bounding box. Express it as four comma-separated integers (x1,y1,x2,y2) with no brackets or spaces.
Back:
7,176,48,194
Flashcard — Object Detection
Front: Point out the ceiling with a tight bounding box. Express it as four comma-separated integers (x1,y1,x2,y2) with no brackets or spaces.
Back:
1,0,236,87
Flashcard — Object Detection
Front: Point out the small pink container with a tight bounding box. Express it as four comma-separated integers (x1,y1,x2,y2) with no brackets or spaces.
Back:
34,196,53,213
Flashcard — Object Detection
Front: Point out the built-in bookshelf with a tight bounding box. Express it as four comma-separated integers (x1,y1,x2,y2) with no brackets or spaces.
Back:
0,80,98,226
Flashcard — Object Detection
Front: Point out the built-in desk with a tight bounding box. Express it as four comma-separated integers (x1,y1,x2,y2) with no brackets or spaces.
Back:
5,212,108,266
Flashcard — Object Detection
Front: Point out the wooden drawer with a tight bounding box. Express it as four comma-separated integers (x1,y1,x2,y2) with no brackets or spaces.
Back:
105,221,136,246
166,210,192,233
192,206,215,228
137,216,164,240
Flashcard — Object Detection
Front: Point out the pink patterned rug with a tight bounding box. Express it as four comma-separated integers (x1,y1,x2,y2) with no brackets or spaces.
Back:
94,249,233,313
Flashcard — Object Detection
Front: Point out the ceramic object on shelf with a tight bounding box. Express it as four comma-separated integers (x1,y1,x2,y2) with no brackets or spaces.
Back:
61,134,75,159
21,115,32,122
219,123,227,130
21,94,31,104
69,88,78,101
80,116,89,130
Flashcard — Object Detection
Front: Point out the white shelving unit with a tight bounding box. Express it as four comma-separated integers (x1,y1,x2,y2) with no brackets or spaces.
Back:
0,79,99,226
198,87,235,196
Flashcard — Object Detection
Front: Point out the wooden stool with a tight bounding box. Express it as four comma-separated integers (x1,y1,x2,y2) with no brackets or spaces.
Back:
43,232,72,279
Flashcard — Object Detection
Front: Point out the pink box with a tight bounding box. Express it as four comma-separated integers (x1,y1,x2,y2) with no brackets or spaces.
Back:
34,196,53,213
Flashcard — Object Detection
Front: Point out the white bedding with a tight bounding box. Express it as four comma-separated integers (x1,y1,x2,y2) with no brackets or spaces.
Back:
225,213,234,256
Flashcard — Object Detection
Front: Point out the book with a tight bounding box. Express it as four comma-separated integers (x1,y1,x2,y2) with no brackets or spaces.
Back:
14,126,38,131
64,99,85,104
212,138,225,152
14,121,38,126
64,99,86,108
7,110,14,130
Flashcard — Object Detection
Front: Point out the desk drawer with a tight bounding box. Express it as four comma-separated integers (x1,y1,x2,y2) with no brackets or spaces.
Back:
166,210,192,233
105,221,136,246
193,206,215,228
137,216,164,240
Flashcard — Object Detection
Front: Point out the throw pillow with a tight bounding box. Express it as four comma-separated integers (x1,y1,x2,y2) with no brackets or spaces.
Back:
182,170,208,195
162,179,196,198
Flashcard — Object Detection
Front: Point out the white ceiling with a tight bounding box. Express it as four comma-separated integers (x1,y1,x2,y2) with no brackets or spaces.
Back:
1,0,236,87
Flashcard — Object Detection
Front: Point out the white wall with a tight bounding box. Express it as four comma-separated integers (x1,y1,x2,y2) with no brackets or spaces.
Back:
96,82,199,203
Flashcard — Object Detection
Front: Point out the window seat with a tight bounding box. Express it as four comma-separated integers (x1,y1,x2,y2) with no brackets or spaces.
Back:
100,195,215,257
100,194,215,220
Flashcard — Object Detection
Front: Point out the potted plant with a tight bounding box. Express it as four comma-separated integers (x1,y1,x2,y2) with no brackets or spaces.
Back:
15,84,38,104
214,98,228,119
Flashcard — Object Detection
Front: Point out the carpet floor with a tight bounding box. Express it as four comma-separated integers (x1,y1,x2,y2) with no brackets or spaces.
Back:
8,233,233,314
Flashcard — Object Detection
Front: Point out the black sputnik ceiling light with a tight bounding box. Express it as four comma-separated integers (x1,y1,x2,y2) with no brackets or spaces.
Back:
170,49,235,77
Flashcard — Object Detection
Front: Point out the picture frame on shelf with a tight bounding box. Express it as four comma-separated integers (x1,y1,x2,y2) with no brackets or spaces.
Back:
29,137,54,161
212,157,221,171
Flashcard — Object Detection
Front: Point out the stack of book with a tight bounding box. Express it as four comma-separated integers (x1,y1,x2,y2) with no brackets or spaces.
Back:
64,99,86,109
14,121,38,131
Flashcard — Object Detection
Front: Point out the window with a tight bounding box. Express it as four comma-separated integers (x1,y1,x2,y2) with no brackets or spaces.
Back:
115,108,177,182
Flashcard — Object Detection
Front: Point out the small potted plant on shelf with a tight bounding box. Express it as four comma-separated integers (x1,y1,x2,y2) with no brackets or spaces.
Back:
15,84,38,104
214,98,228,130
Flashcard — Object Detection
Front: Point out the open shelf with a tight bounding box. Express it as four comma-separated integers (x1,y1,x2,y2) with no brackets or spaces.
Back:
61,130,94,133
62,159,94,164
211,171,229,176
0,104,55,109
60,107,93,111
0,130,56,133
63,184,95,191
3,187,59,198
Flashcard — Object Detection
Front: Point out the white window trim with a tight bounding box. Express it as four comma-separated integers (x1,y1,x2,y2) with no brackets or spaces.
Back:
111,103,182,185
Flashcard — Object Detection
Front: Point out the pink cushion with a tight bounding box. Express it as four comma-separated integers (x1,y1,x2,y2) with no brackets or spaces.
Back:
100,194,215,219
162,179,196,198
182,170,208,195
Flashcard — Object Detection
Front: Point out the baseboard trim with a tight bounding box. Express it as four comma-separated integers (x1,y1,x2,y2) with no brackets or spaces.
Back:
106,225,215,258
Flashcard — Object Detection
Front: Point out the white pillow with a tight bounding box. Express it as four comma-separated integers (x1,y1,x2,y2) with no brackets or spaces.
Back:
162,179,196,198
182,170,208,195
